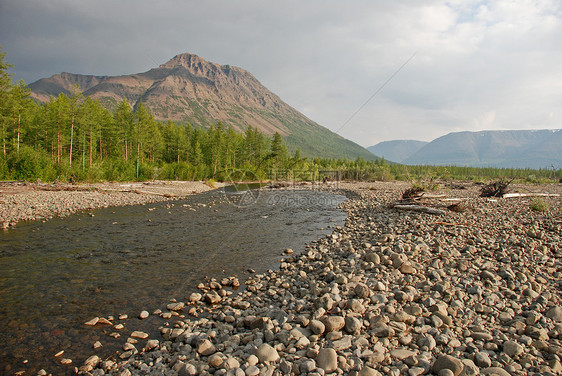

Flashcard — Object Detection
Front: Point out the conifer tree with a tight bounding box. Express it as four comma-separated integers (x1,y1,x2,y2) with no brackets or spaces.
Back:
114,98,134,161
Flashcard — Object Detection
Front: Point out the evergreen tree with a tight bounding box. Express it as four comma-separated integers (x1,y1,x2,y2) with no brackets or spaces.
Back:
269,132,288,176
113,98,134,161
67,85,85,168
0,47,13,156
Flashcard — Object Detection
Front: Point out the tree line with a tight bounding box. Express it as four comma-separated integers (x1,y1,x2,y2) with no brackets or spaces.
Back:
0,48,307,182
1,47,559,184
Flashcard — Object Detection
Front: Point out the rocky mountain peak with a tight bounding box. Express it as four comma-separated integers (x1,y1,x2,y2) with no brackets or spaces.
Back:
27,52,377,160
160,53,225,75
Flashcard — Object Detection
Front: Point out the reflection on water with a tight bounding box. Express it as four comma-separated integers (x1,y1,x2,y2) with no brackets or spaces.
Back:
0,189,346,375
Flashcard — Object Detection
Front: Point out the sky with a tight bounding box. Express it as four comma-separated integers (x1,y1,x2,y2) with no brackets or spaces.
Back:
1,0,561,148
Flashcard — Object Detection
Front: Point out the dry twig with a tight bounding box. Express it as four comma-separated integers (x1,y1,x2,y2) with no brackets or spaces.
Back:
480,179,512,197
402,186,425,201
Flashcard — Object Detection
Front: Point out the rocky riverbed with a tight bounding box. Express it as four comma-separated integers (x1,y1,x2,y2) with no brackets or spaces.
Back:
0,180,224,229
9,181,562,376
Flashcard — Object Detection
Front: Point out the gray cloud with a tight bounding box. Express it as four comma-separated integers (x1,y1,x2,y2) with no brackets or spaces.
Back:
1,0,561,147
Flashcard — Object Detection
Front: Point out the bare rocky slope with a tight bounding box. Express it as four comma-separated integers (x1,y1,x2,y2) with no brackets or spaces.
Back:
28,53,377,160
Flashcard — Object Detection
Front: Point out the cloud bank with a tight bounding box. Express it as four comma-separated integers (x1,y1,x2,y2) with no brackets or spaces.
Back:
1,0,561,147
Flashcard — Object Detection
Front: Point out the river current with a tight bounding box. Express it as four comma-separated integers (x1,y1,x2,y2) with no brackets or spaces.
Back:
0,188,347,375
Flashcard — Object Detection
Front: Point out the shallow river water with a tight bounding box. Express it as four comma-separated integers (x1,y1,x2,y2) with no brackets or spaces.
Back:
0,188,347,375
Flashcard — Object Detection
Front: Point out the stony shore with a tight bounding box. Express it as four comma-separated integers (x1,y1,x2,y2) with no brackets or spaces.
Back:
0,180,224,229
7,180,562,376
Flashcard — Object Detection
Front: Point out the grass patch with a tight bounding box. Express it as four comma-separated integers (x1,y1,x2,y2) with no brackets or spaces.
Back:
530,198,549,212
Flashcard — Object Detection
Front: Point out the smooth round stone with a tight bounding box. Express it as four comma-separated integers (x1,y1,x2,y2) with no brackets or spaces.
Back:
480,367,511,376
130,331,148,339
418,335,436,351
317,348,338,373
300,359,316,373
474,351,491,368
223,357,241,370
323,316,346,333
245,365,259,376
355,283,371,298
471,332,493,341
546,306,562,322
139,311,149,319
197,339,216,356
502,341,524,357
358,366,382,376
432,355,464,376
365,252,380,264
345,316,362,334
246,355,258,366
390,349,417,360
309,320,326,335
144,339,159,351
208,354,224,368
255,343,279,363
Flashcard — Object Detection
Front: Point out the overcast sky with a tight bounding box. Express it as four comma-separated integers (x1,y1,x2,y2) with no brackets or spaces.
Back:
1,0,561,147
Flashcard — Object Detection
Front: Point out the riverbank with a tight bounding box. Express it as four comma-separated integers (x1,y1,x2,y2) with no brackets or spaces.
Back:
0,180,225,229
51,180,560,376
4,180,562,376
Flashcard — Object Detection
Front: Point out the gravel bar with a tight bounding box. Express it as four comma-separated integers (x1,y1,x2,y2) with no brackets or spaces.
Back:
15,181,562,376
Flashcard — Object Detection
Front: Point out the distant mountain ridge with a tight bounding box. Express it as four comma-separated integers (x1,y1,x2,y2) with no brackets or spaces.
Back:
28,53,377,160
367,140,428,163
383,129,561,169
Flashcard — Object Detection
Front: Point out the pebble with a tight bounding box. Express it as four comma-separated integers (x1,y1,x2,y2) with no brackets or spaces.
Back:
309,319,326,335
255,343,279,363
84,317,99,326
502,340,524,357
197,339,216,356
474,351,491,368
546,306,562,322
432,355,464,376
129,331,148,339
317,348,338,373
358,366,382,376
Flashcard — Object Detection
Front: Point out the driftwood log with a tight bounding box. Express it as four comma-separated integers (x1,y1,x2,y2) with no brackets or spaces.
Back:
503,193,560,198
392,204,446,215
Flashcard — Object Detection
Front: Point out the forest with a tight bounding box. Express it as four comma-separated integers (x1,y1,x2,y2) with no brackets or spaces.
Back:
1,48,559,184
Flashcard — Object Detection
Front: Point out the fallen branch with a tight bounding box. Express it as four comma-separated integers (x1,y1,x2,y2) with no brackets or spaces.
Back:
422,194,447,199
433,221,476,227
392,204,446,215
123,189,176,197
503,193,560,198
96,188,176,197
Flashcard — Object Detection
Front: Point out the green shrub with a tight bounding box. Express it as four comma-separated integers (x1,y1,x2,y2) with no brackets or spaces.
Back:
101,159,136,181
6,146,54,181
0,153,8,179
530,198,548,212
137,163,156,181
158,162,205,181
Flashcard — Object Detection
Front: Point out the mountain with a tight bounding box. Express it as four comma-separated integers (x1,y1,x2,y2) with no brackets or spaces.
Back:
28,53,377,161
403,129,562,169
367,140,428,163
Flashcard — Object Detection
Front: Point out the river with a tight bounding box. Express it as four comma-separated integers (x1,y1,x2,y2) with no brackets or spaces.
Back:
0,187,347,375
